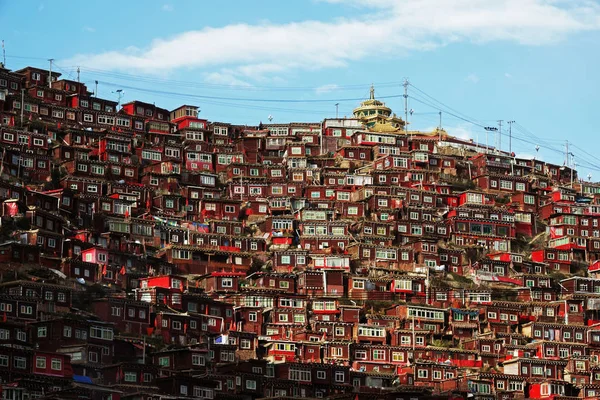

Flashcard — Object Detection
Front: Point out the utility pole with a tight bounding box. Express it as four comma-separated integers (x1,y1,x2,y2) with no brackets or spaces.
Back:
20,89,24,128
497,120,503,152
1,40,5,67
76,67,81,96
412,314,415,352
335,103,339,119
565,140,569,167
484,127,497,154
48,59,54,89
112,89,124,106
94,80,98,98
425,266,430,305
486,130,488,154
507,121,515,155
403,78,409,132
319,127,323,156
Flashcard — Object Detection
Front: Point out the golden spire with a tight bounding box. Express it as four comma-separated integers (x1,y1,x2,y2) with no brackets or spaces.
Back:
370,84,375,100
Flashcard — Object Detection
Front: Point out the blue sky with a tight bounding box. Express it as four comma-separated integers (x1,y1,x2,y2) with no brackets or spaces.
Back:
1,0,600,176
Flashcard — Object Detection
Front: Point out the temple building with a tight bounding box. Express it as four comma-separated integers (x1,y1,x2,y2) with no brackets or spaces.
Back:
353,85,406,132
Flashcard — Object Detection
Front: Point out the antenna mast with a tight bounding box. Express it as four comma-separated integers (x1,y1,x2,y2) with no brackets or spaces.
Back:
403,78,409,132
497,120,503,152
48,58,54,89
1,40,5,67
507,121,515,155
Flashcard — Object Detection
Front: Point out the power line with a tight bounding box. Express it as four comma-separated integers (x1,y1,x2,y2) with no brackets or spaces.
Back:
94,86,338,116
405,84,578,163
9,53,598,172
409,83,488,128
52,62,77,82
408,94,487,129
97,80,405,104
570,144,600,166
408,93,580,164
39,62,406,93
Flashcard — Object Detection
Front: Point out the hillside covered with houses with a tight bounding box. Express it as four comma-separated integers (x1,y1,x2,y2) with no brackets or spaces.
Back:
0,65,599,400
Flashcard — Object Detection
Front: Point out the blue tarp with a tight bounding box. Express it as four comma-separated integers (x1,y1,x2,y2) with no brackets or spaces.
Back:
73,375,93,384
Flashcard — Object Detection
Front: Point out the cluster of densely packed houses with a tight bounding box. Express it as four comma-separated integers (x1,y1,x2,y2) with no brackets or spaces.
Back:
1,64,600,400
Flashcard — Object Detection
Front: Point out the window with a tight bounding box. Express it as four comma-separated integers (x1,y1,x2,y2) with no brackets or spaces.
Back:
331,347,343,357
289,368,312,382
38,326,47,337
51,358,62,371
532,366,544,375
158,356,170,367
180,385,188,395
90,326,114,340
500,180,513,190
417,369,428,378
246,380,257,390
14,357,26,369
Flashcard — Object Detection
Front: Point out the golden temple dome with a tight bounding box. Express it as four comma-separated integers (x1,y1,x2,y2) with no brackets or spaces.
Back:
353,85,405,132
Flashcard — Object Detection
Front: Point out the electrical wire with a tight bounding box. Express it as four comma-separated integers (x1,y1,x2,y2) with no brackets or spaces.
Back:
42,63,406,93
409,83,489,128
95,80,405,104
8,53,598,173
406,84,577,162
406,94,585,165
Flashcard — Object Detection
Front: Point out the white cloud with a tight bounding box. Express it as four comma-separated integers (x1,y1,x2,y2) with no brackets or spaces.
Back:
82,26,96,33
453,128,474,141
162,4,174,11
315,84,340,95
505,72,513,78
465,73,480,84
38,3,44,12
517,153,541,160
204,72,253,88
422,123,476,141
62,0,600,80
